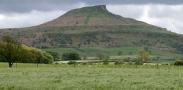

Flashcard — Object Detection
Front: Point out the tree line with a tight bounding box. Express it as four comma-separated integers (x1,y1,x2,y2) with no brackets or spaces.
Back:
0,35,53,68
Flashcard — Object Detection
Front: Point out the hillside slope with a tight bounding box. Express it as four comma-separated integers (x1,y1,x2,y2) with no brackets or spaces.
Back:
0,5,183,53
41,5,148,27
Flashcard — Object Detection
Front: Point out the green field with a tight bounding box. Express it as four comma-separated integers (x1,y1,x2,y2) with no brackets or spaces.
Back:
43,47,182,56
0,63,183,90
43,47,183,62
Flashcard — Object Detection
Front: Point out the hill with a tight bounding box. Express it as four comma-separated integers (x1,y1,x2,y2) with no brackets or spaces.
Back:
0,5,183,55
40,5,149,27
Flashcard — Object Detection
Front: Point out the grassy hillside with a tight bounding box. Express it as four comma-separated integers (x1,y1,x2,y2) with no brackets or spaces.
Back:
41,5,149,27
1,25,181,50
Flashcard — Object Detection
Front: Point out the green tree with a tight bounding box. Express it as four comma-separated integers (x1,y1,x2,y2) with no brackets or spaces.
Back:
0,36,53,68
47,51,60,61
174,60,183,66
62,52,81,60
21,45,53,64
137,49,150,64
41,51,54,64
0,35,22,68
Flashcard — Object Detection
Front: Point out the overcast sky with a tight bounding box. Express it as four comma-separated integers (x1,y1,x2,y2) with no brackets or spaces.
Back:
0,0,183,34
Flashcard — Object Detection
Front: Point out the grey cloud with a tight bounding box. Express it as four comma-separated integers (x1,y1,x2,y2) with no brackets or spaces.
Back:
107,5,183,34
0,0,85,13
149,5,183,20
107,5,144,19
0,10,65,28
1,0,183,13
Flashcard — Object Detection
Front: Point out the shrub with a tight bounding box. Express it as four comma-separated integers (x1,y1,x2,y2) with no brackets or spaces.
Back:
47,51,60,61
62,52,81,60
96,53,109,60
102,60,109,65
0,39,54,65
135,59,143,65
114,61,124,65
127,61,133,65
81,62,87,65
174,60,183,66
41,51,54,64
123,57,131,62
67,61,77,65
0,55,6,62
137,49,150,63
135,61,143,65
22,46,54,64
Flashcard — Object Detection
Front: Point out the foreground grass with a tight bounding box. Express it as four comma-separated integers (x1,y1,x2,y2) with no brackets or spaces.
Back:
0,63,183,90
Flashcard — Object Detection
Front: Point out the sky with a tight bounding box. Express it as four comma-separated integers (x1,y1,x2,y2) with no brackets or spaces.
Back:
0,0,183,34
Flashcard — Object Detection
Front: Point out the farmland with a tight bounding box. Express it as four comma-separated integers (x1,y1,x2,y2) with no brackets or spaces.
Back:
43,47,183,63
0,63,183,90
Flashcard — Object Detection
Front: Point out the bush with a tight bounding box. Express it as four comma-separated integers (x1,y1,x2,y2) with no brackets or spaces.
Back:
21,46,54,64
62,52,81,60
137,49,150,63
0,55,6,62
135,59,143,65
114,61,124,65
102,60,109,65
0,43,54,64
41,51,54,64
96,53,109,60
174,60,183,66
47,51,60,61
67,61,77,65
123,57,131,62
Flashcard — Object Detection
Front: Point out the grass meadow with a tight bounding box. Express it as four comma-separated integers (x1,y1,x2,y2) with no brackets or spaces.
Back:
0,63,183,90
43,47,183,63
43,47,183,57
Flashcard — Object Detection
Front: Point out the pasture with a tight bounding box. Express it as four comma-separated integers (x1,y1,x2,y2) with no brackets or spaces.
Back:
43,47,183,57
43,47,183,63
0,63,183,90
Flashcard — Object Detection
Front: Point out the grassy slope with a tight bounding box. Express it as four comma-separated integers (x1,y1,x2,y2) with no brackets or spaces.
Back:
0,63,183,90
